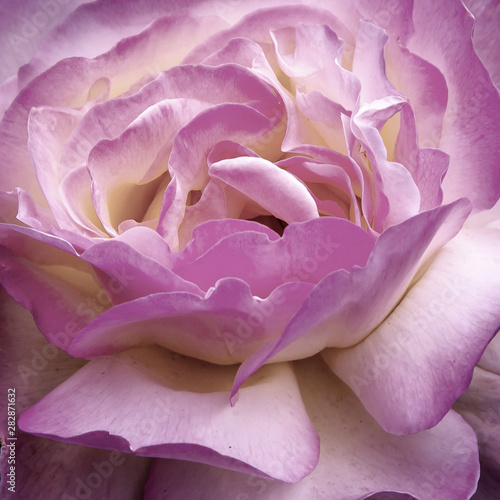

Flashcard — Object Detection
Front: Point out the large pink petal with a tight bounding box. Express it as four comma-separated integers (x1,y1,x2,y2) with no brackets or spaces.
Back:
19,347,319,484
231,199,470,401
0,287,151,500
324,226,500,434
144,357,479,500
409,0,500,211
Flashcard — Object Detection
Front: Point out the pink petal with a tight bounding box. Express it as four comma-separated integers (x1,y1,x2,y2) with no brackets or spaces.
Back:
145,357,479,500
18,348,319,484
386,41,448,151
478,331,500,376
324,226,500,434
28,105,89,234
0,0,87,81
353,0,415,47
81,238,203,304
271,23,360,110
18,8,227,88
231,199,471,402
0,288,150,500
463,0,500,89
454,367,500,477
174,217,375,298
409,0,500,211
184,4,354,66
68,279,313,364
0,225,103,351
210,156,319,224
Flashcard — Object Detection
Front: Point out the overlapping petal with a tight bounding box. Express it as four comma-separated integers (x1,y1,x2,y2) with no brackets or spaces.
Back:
231,198,470,401
144,357,479,500
324,227,500,434
19,347,320,484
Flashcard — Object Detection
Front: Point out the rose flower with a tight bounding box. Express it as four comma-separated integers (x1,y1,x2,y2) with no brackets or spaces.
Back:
1,0,499,498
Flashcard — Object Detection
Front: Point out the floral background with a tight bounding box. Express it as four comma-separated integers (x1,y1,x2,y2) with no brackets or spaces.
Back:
1,0,499,498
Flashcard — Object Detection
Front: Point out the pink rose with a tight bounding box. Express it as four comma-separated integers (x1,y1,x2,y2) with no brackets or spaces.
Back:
1,0,499,498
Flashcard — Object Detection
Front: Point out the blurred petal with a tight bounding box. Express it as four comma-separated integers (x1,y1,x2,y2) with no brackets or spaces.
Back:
0,0,89,82
0,288,150,500
478,331,500,376
463,0,500,89
454,367,500,476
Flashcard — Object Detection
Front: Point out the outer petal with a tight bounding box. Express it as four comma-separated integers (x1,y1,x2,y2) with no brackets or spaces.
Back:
324,227,500,434
454,367,500,481
144,357,479,500
478,331,500,376
408,0,500,211
0,288,151,499
18,347,319,484
463,0,500,89
0,0,89,82
0,226,109,351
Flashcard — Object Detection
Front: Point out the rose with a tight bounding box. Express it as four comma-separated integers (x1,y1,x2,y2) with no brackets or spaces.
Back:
1,0,499,498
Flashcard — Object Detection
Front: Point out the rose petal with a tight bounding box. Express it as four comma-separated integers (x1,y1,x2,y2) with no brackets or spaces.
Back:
409,0,500,211
145,357,479,500
174,217,375,298
68,278,313,364
81,238,203,304
231,198,471,402
463,0,500,89
210,156,319,224
478,331,500,376
18,348,319,484
0,225,105,351
0,0,87,82
324,226,500,434
0,289,150,500
454,367,500,475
